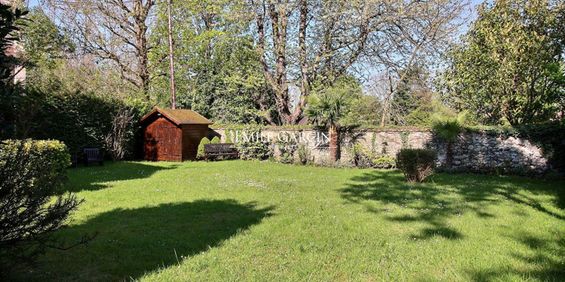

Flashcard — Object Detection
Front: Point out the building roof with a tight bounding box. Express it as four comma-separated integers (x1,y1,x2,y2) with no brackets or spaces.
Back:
140,107,213,125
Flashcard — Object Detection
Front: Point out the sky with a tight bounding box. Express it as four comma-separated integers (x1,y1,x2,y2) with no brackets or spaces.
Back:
22,0,487,91
24,0,486,32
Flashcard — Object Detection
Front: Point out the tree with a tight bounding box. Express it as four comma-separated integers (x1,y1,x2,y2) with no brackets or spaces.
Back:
44,0,156,100
150,0,273,123
306,78,361,162
431,112,466,168
442,0,565,125
21,7,74,87
22,8,73,67
0,2,26,85
1,3,27,139
363,0,466,127
251,0,377,124
250,0,467,125
388,65,434,126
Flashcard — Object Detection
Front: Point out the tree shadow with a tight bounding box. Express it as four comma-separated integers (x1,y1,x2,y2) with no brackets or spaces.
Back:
340,171,564,240
467,231,565,281
12,200,273,281
61,161,179,194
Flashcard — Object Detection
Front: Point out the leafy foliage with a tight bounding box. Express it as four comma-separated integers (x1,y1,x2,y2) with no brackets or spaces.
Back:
441,0,565,125
275,133,298,164
307,78,362,161
351,143,374,168
1,87,147,158
0,3,27,84
431,112,467,168
22,8,74,72
372,155,396,169
431,112,467,143
150,0,273,123
0,139,81,268
296,143,311,165
197,137,211,160
210,136,220,144
390,65,435,126
307,78,362,128
351,143,396,169
235,126,272,161
104,107,137,160
396,149,437,182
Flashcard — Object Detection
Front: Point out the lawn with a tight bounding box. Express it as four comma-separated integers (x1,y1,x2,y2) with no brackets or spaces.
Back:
10,160,565,281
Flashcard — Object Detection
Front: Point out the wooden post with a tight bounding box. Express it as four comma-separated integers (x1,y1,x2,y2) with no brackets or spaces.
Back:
167,0,176,109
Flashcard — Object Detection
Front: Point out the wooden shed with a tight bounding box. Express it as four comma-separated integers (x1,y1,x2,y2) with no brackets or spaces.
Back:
140,107,212,161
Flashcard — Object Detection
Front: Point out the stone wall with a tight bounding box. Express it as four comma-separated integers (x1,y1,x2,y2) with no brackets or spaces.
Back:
210,127,549,173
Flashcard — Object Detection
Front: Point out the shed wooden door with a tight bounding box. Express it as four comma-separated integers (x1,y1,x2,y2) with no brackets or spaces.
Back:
144,118,182,161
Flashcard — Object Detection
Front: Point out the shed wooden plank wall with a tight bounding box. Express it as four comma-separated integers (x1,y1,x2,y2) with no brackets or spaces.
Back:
182,124,208,160
144,117,182,161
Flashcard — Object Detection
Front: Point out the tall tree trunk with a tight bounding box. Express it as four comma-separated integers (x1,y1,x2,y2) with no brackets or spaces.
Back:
133,0,151,101
329,124,340,162
269,2,291,124
291,0,309,124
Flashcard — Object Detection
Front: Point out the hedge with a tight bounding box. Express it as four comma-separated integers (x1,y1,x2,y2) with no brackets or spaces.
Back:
0,139,70,183
1,88,149,159
0,139,82,266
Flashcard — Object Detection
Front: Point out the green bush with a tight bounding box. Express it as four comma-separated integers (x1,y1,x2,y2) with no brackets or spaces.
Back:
396,149,437,182
210,136,221,144
297,143,311,165
432,112,466,168
238,139,272,161
224,130,234,143
0,139,71,178
372,155,396,169
276,133,298,164
197,137,211,159
431,112,467,143
236,126,272,161
0,139,81,265
351,143,374,168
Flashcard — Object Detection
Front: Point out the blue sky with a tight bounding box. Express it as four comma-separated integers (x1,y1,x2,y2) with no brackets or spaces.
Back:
26,0,39,8
26,0,486,28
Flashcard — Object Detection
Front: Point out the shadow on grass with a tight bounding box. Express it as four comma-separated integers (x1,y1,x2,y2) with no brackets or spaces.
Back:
340,171,564,240
13,200,273,281
62,162,179,193
467,231,565,280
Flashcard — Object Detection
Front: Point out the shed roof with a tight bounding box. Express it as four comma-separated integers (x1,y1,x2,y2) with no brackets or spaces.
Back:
140,107,213,125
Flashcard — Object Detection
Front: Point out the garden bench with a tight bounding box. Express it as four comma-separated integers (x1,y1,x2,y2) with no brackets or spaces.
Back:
83,147,104,166
204,143,239,160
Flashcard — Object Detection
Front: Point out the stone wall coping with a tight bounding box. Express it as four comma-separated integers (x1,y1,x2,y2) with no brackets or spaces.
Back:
211,126,431,133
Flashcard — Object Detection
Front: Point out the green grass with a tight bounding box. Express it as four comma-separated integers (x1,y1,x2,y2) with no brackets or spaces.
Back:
10,161,565,281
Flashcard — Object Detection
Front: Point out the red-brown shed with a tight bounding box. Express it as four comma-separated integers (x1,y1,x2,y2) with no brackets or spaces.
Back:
140,107,212,161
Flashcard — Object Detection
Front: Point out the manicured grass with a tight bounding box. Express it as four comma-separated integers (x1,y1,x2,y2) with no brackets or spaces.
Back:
10,161,565,281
